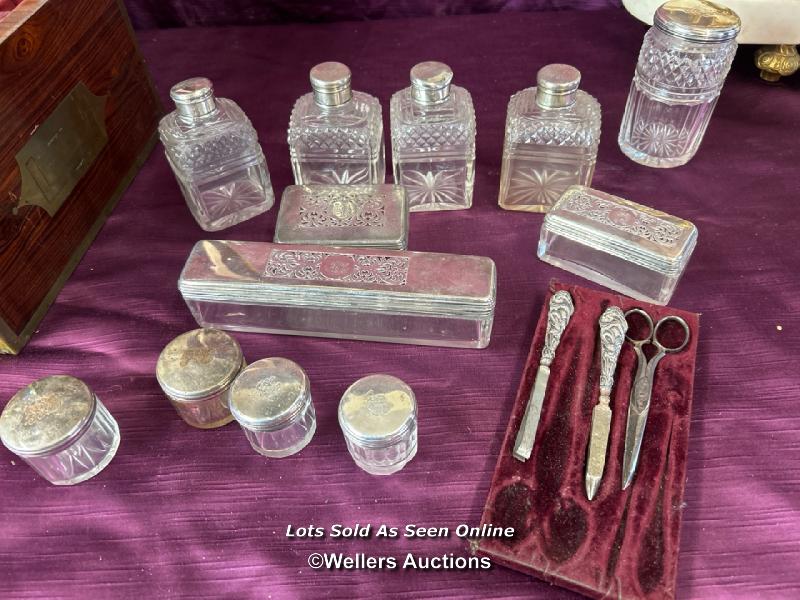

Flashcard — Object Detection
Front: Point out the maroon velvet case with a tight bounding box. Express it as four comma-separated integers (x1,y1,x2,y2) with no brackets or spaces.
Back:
476,281,700,599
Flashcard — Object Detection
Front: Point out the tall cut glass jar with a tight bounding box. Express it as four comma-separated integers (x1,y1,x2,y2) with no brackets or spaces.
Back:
391,61,476,211
617,0,741,168
288,62,385,186
159,78,275,231
498,64,601,213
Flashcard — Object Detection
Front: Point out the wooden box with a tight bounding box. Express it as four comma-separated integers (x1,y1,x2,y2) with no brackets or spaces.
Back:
0,0,161,354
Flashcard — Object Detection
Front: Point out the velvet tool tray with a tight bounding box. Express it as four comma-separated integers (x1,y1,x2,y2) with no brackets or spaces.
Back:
475,281,700,600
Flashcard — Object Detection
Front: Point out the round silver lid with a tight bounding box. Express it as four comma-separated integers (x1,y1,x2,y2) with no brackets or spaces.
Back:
338,374,416,448
310,62,353,108
229,358,310,431
169,77,217,120
0,375,96,458
156,328,243,402
535,64,581,109
654,0,741,43
410,61,453,105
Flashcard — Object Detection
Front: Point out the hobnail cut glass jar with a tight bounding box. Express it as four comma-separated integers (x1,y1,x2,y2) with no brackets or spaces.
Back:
498,64,601,213
288,62,385,186
338,374,418,475
0,376,120,485
618,0,741,168
156,328,245,429
391,61,476,211
229,358,316,458
159,77,275,231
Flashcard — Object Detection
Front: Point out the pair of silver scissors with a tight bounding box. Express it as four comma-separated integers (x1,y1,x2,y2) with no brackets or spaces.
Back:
622,308,690,490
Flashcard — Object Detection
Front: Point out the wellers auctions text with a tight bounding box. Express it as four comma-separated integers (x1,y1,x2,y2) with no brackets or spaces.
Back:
313,552,492,570
286,522,514,539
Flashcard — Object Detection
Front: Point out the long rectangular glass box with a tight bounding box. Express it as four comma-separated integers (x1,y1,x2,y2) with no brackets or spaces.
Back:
538,185,697,305
178,241,496,348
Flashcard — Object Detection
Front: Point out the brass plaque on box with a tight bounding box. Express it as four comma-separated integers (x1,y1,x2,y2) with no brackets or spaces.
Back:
14,82,108,217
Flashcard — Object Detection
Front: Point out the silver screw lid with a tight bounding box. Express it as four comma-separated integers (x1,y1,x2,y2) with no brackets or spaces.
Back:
338,374,416,448
410,61,454,105
654,0,741,43
310,62,353,108
156,328,244,402
535,64,581,109
170,77,217,121
0,375,97,458
229,358,310,432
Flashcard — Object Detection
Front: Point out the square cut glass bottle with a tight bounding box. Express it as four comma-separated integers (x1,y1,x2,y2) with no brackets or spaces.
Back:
498,64,601,213
391,61,476,211
288,62,385,186
159,77,274,231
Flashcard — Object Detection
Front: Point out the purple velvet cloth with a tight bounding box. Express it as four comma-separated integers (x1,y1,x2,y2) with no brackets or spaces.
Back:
123,0,622,28
1,8,799,599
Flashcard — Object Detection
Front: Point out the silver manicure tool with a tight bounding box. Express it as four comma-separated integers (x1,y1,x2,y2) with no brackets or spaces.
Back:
621,308,690,490
585,306,627,501
513,290,574,462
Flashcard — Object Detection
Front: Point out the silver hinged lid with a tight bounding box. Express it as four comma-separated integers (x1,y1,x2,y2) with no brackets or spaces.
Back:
0,375,97,458
179,241,496,320
339,374,416,448
544,186,698,276
654,0,741,43
274,185,408,250
156,328,244,401
229,358,310,432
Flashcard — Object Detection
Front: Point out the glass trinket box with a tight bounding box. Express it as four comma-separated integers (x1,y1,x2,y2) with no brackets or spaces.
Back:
538,185,698,304
339,374,418,475
178,240,496,348
228,357,316,458
156,328,246,429
274,184,408,250
0,375,120,485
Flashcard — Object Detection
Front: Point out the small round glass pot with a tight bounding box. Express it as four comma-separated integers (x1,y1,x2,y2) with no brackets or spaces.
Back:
0,375,120,485
338,374,417,475
229,358,316,458
156,328,245,429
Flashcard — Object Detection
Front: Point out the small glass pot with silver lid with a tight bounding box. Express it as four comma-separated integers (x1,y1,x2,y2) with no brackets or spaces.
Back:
156,328,245,429
338,374,418,475
229,358,316,458
0,376,120,485
618,0,741,167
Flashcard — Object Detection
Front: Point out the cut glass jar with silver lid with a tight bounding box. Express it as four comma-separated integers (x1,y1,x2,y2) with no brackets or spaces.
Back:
156,328,245,429
178,240,497,349
498,64,601,213
0,375,120,485
390,61,476,211
339,374,417,475
538,185,698,304
229,358,316,458
159,77,275,231
274,184,409,250
288,62,385,186
618,0,741,168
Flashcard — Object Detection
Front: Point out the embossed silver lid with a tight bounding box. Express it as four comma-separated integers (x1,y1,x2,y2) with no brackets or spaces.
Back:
0,375,97,458
310,62,353,108
654,0,741,43
229,358,310,432
536,64,581,109
410,61,454,105
170,77,217,121
274,185,409,250
338,374,416,448
156,328,244,402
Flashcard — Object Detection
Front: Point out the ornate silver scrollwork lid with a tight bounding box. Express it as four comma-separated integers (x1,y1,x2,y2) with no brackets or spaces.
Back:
540,291,575,367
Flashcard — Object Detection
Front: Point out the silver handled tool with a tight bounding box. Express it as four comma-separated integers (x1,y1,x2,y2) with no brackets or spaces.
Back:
513,290,574,462
621,308,690,490
585,306,627,501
